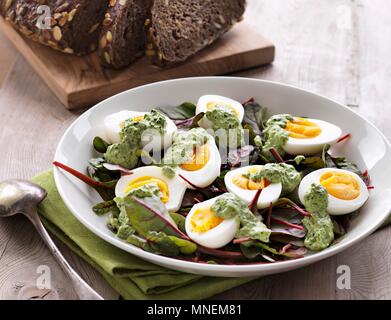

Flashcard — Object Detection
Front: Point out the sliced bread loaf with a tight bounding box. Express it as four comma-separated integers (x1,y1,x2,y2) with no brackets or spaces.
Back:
149,0,246,65
2,0,108,55
99,0,151,69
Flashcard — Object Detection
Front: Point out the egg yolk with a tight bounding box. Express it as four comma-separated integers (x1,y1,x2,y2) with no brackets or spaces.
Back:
207,101,239,118
119,115,144,129
233,168,271,190
190,207,223,233
320,171,360,200
180,144,210,172
285,118,321,139
125,176,169,203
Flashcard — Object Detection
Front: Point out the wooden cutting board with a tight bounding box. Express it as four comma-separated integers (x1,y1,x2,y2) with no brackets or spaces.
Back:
0,17,275,109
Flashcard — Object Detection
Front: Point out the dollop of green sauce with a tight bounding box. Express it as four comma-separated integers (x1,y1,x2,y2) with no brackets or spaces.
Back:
212,193,271,243
163,128,210,167
244,163,301,195
127,183,162,199
105,109,167,169
206,108,244,148
259,114,293,161
162,165,176,179
302,184,334,251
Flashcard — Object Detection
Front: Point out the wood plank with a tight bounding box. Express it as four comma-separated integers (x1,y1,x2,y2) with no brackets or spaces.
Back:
0,30,17,88
0,18,275,109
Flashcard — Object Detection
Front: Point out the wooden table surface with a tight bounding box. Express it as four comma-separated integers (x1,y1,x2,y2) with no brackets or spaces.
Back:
1,0,391,300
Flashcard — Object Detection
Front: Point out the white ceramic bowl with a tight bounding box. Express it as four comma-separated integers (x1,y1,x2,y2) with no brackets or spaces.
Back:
54,77,391,277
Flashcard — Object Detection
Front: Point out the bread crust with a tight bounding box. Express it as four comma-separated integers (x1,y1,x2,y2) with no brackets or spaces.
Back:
1,0,108,56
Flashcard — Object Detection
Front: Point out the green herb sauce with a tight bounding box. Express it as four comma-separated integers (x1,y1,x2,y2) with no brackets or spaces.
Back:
127,183,162,199
105,109,167,169
205,108,244,148
260,114,293,161
212,193,271,243
302,184,334,251
163,128,210,167
162,165,176,179
244,163,301,195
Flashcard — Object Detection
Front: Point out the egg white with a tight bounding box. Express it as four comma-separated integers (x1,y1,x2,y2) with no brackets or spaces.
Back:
283,118,342,156
115,166,187,212
104,110,177,150
196,95,244,129
185,195,240,249
224,165,282,209
298,168,369,215
177,138,222,189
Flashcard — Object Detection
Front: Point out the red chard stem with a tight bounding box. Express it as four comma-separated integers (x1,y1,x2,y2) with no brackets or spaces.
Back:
53,161,111,189
271,217,305,230
337,133,351,143
270,147,284,163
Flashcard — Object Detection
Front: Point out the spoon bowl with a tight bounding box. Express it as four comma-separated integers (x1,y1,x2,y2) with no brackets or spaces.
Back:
0,180,47,218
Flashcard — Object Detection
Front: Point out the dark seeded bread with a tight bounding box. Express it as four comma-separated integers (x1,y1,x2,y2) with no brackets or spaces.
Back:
2,0,108,55
99,0,151,69
149,0,246,65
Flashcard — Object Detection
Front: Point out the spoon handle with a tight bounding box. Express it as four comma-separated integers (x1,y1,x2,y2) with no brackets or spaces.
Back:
28,211,104,300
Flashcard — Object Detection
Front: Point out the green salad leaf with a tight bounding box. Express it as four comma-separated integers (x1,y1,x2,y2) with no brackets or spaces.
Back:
93,136,110,153
242,101,267,135
126,232,197,256
240,241,305,260
115,195,183,238
157,102,196,120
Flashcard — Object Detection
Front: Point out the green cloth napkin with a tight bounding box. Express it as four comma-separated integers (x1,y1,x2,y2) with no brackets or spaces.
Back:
31,170,255,300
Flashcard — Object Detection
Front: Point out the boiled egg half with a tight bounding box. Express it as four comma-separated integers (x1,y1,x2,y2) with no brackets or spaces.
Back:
196,95,244,129
298,168,369,215
104,110,177,150
225,165,282,209
282,117,342,155
176,136,221,189
185,195,240,249
115,166,187,212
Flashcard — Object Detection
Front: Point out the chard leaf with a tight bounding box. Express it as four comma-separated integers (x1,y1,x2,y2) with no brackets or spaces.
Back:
87,158,120,200
126,232,197,256
242,102,267,135
174,112,204,129
115,195,185,239
270,235,305,247
241,241,305,259
289,155,325,170
167,235,197,255
93,136,110,153
157,102,196,120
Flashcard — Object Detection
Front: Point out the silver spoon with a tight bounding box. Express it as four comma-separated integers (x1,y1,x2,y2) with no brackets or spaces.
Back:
0,179,103,300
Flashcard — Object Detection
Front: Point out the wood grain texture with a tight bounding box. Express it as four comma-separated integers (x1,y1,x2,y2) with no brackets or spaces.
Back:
0,0,391,300
0,30,17,88
0,18,275,109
